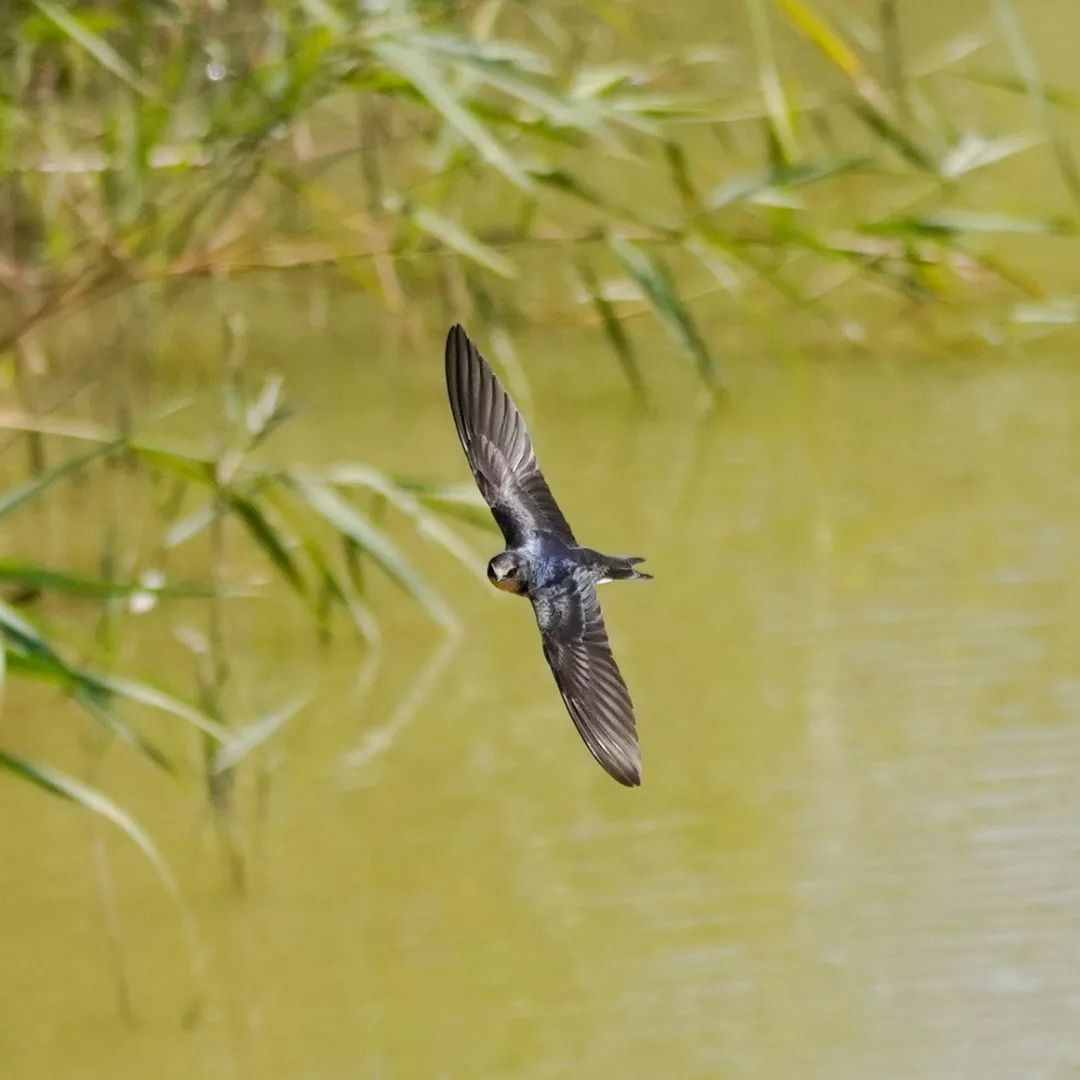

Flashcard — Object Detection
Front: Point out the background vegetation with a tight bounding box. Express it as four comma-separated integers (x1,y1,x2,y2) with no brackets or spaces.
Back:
1,0,1077,927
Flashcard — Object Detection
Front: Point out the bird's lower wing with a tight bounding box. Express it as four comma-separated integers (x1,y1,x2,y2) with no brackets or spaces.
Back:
532,582,641,786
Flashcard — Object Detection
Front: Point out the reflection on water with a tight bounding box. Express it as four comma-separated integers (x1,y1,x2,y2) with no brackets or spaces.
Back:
2,300,1080,1078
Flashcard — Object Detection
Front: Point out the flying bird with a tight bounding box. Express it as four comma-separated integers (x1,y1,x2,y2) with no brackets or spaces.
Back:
444,324,650,786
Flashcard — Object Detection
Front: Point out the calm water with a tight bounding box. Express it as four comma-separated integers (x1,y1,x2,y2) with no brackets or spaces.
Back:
4,306,1080,1078
4,2,1080,1077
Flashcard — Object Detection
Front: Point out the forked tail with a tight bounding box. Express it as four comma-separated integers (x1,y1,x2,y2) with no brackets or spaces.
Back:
602,554,652,582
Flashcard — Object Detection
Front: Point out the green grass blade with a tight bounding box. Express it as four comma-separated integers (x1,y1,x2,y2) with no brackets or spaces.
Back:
301,535,382,645
290,472,457,631
426,40,610,138
868,211,1076,237
1012,299,1080,324
298,0,347,32
0,444,113,520
707,157,871,209
91,674,232,744
164,502,218,548
212,693,312,774
940,132,1041,179
577,261,646,397
745,0,798,164
373,41,533,192
129,446,215,485
0,560,216,600
71,686,175,773
775,0,863,78
28,0,155,97
849,100,935,172
955,70,1080,110
609,235,719,390
406,204,518,279
0,746,206,1002
993,0,1080,211
0,598,229,745
324,465,481,578
0,599,64,664
0,749,182,900
226,492,307,596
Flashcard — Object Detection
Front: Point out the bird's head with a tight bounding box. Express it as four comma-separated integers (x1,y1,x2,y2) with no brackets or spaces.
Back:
487,550,527,594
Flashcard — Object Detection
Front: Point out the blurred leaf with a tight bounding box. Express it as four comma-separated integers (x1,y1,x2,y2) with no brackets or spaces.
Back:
774,0,864,79
373,41,533,192
707,158,870,209
300,535,381,645
0,444,113,520
956,70,1080,110
940,131,1041,179
1,604,230,756
92,673,231,744
745,0,798,165
870,211,1077,236
325,465,480,577
245,375,289,442
577,261,645,397
130,446,215,485
29,0,154,97
0,750,180,896
993,0,1080,211
662,140,699,207
225,492,307,596
0,560,215,599
213,693,312,774
413,33,553,76
298,0,346,32
609,235,719,390
0,598,71,668
290,473,456,631
406,204,517,278
0,598,228,747
1012,299,1080,324
422,37,609,137
165,502,218,548
849,100,935,172
528,165,629,217
69,685,174,773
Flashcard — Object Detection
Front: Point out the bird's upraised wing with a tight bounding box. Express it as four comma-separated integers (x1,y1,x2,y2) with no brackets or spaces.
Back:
532,580,641,786
445,324,576,547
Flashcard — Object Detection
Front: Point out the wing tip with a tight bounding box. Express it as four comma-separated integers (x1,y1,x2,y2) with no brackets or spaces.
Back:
446,322,471,353
444,323,468,365
604,748,642,787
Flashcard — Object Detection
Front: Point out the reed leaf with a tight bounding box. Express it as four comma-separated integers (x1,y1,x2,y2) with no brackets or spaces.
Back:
0,444,114,520
373,40,533,192
289,472,457,631
577,261,646,397
609,234,718,390
0,750,181,899
0,560,216,600
28,0,155,97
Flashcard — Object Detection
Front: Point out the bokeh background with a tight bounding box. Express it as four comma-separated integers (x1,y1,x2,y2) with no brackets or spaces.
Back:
2,1,1080,1077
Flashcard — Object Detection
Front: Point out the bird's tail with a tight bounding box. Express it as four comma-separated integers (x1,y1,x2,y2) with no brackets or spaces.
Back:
602,554,652,582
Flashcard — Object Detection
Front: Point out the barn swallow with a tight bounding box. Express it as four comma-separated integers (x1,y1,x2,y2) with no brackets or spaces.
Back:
445,324,650,786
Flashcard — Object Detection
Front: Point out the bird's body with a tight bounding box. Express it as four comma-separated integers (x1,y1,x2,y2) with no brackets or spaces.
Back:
444,324,650,786
491,535,646,595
